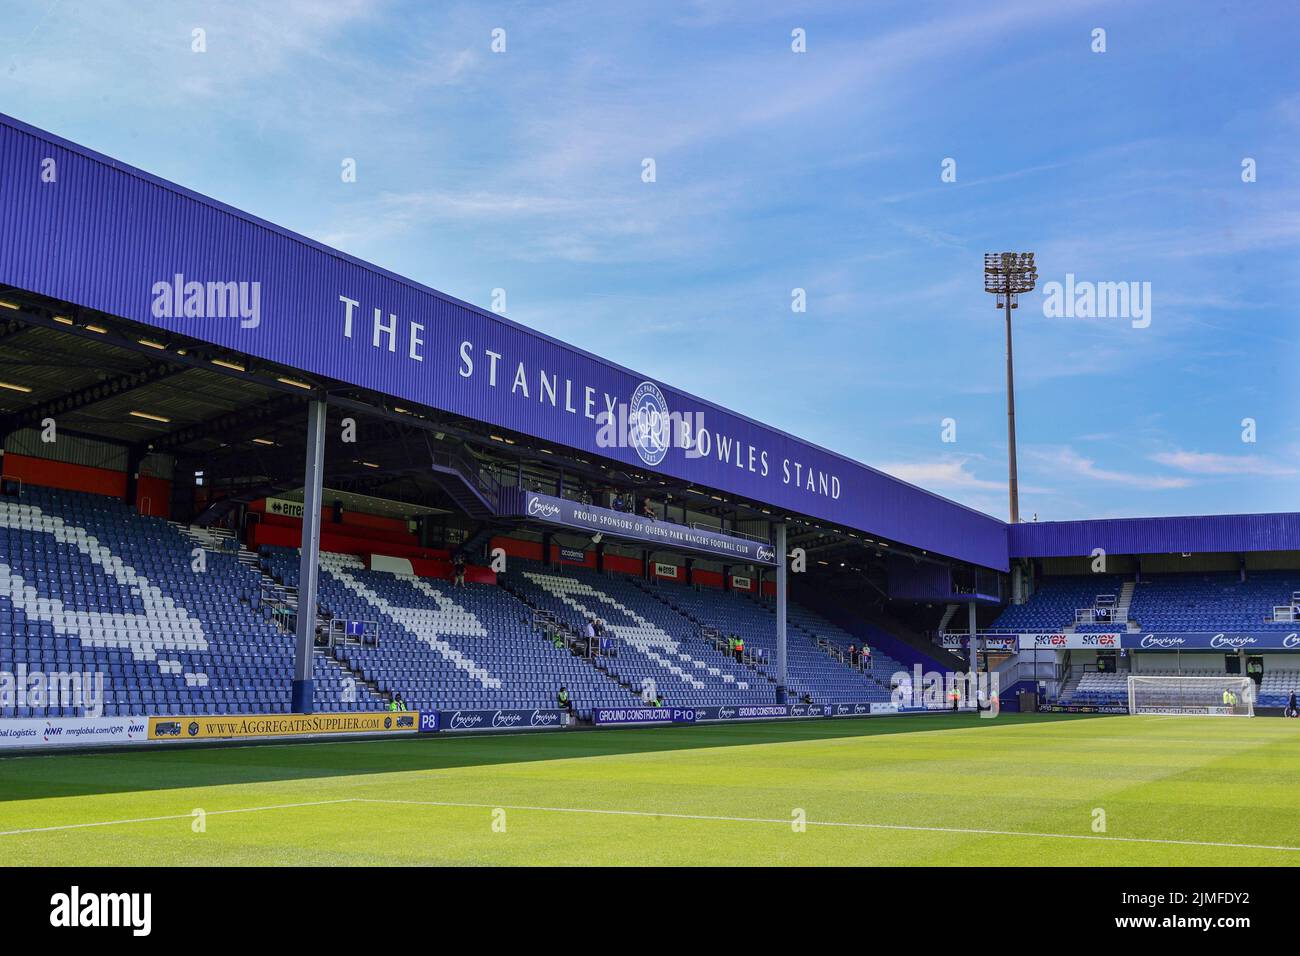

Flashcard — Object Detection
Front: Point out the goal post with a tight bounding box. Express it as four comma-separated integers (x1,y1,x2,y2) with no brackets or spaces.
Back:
1127,675,1255,717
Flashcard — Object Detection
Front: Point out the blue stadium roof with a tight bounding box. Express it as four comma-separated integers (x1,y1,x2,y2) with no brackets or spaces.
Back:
1010,513,1300,559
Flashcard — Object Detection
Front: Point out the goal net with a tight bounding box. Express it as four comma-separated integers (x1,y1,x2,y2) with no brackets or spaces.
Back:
1127,675,1254,717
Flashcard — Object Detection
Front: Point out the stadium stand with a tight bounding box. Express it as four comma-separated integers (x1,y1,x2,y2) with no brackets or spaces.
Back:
11,480,1299,722
994,571,1300,635
0,485,378,717
261,546,626,719
501,561,774,709
1257,671,1300,708
989,575,1126,632
630,577,901,703
1001,571,1300,710
1128,572,1300,631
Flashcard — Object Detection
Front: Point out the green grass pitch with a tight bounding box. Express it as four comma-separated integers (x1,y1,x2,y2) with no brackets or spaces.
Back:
2,712,1299,866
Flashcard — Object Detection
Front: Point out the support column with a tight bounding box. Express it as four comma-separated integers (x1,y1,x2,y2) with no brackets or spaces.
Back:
967,601,978,709
776,522,788,703
291,399,326,714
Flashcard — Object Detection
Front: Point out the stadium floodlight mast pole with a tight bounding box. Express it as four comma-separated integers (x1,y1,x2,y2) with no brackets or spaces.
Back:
775,521,788,702
983,252,1037,524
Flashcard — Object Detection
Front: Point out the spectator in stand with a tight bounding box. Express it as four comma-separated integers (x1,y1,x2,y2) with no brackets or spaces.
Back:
847,644,857,667
861,644,871,671
452,552,466,588
641,497,656,521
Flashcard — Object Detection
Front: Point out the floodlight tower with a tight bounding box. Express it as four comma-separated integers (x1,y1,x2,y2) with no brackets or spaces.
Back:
983,252,1037,524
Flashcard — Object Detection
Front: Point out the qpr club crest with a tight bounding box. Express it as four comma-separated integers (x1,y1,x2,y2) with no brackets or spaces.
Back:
629,381,670,467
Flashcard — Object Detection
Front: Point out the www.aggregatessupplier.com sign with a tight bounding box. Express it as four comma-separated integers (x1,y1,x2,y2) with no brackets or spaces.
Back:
147,711,420,741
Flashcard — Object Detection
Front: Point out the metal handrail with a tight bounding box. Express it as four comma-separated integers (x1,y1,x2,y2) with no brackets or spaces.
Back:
689,521,771,545
429,446,502,498
325,616,380,648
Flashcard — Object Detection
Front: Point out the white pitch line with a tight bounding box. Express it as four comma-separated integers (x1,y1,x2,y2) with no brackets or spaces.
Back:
354,798,1300,853
0,799,354,837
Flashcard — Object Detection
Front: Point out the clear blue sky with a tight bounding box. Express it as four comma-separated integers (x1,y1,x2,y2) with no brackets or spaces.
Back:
2,0,1297,521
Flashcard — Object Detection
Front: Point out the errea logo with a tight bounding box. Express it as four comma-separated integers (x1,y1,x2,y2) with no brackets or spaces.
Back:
50,886,151,936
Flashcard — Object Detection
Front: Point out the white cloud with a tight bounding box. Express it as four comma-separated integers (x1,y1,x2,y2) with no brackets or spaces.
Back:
1150,450,1297,477
1025,446,1192,490
876,457,1005,492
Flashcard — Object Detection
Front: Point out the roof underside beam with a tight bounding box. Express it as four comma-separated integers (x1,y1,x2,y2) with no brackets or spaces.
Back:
0,361,189,436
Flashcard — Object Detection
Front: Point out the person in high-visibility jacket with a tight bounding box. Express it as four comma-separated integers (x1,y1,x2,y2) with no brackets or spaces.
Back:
1223,688,1237,709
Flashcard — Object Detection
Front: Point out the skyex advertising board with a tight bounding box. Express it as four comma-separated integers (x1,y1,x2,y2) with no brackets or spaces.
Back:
1017,632,1123,650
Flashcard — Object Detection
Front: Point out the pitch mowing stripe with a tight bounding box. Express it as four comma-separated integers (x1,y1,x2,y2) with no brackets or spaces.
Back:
354,798,1300,853
0,799,354,837
4,796,1299,854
